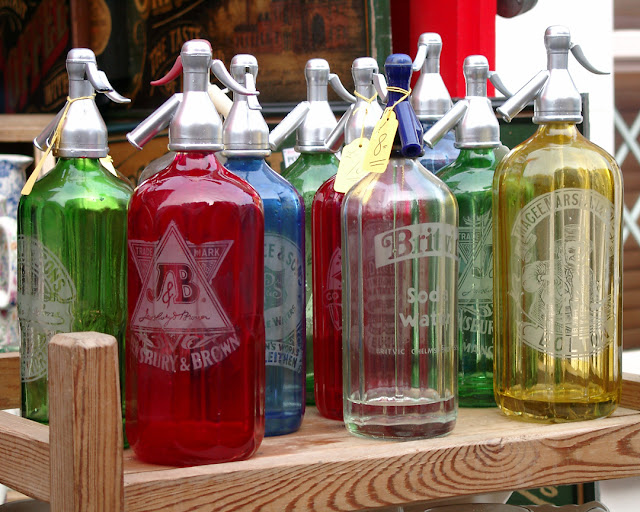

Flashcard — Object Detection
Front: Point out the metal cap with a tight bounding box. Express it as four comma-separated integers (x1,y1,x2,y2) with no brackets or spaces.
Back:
169,40,223,151
497,25,607,124
346,57,384,143
127,39,257,152
411,33,452,121
223,54,270,157
35,48,130,158
458,56,501,147
424,55,500,149
535,26,582,123
324,57,384,151
296,58,338,152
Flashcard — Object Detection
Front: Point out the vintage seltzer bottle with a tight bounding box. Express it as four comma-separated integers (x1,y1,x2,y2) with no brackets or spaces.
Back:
342,54,458,439
313,57,384,420
493,26,622,422
411,33,459,172
222,54,306,436
126,40,265,465
425,55,506,407
269,59,353,404
19,49,132,424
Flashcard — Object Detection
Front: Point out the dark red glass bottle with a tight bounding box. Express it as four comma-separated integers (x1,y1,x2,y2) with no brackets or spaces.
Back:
126,152,265,466
312,175,345,420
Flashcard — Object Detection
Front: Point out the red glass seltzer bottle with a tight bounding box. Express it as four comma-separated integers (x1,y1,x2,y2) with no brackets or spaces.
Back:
125,40,265,466
312,57,383,420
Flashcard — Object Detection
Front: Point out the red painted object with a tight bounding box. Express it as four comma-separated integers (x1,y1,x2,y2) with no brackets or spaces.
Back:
312,176,345,420
126,152,265,466
390,0,496,97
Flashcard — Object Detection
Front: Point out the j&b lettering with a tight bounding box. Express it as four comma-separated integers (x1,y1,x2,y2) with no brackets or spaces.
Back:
147,263,199,305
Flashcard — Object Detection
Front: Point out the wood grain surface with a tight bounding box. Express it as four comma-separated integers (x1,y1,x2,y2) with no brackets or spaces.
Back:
0,339,638,510
0,353,20,409
49,332,123,512
0,411,49,502
123,406,640,512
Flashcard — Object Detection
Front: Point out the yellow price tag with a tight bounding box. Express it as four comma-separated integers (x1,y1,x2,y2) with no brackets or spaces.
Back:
334,138,370,194
362,109,397,174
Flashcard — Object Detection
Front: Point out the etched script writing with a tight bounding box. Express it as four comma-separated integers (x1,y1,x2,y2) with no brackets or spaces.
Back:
374,222,458,268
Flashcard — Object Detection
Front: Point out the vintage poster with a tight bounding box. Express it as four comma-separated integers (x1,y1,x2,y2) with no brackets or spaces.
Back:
126,0,389,108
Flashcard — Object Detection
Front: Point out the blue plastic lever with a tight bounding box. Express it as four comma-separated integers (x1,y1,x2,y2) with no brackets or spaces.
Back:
384,53,423,158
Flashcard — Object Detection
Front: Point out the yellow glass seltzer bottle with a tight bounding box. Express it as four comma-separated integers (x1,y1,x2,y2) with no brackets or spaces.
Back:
493,26,623,422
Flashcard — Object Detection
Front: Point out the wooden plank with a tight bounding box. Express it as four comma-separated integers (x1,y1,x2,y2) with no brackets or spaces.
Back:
122,407,640,512
0,115,55,143
49,332,123,512
622,373,640,410
0,411,49,502
0,353,20,409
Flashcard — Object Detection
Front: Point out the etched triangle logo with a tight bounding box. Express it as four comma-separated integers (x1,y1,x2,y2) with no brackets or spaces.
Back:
129,222,234,348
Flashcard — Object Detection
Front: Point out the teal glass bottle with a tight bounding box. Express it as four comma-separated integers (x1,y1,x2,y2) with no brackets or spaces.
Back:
437,149,497,406
425,55,504,407
283,152,339,402
18,49,132,424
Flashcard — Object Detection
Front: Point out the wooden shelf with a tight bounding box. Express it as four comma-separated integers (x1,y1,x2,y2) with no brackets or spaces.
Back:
0,115,55,143
1,341,640,511
122,404,640,511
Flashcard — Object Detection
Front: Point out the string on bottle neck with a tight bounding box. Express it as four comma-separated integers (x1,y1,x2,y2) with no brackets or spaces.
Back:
353,91,379,142
22,95,96,196
381,87,412,124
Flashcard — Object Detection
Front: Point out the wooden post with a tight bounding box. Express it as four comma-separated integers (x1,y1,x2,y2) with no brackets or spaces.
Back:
49,332,123,511
0,353,20,410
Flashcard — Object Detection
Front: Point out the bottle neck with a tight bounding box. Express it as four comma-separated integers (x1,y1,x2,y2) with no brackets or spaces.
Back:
58,156,98,166
547,51,569,72
296,152,338,164
171,151,221,172
307,84,328,102
455,147,497,165
536,122,581,142
224,156,266,171
183,69,209,93
54,157,104,176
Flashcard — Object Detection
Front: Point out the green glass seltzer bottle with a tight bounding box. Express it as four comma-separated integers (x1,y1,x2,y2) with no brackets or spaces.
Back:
424,55,510,407
19,48,132,424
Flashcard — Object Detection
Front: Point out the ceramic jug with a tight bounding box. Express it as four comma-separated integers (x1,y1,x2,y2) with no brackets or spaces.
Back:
0,155,32,218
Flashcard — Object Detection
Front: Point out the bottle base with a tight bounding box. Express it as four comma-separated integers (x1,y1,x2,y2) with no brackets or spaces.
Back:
345,418,456,440
458,375,496,408
265,412,303,437
496,389,619,423
344,394,457,440
128,420,262,467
